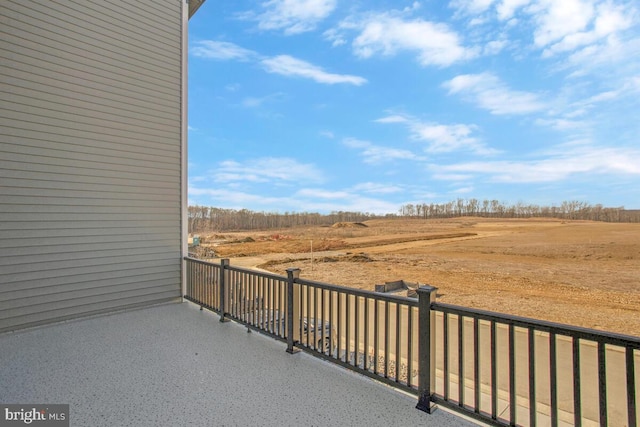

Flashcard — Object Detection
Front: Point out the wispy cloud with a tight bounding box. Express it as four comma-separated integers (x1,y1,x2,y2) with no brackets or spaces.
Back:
212,157,325,184
261,55,367,85
241,92,286,108
188,187,285,207
450,0,639,73
376,114,497,154
293,188,400,213
443,72,548,114
431,144,640,183
239,0,337,35
190,41,256,61
342,137,421,164
328,10,475,67
531,0,634,57
350,182,404,194
192,40,366,86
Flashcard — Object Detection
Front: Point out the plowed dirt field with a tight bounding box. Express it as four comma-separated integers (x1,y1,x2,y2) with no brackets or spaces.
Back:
194,218,640,336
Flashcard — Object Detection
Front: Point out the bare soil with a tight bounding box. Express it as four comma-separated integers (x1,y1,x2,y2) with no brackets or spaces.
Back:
195,218,640,336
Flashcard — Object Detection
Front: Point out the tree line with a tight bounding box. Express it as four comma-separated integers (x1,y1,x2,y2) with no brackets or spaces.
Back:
399,199,639,222
189,200,639,233
188,206,377,233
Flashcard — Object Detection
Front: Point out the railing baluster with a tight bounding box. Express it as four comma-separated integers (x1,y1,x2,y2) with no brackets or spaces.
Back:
337,291,342,360
628,347,637,427
407,305,413,388
491,321,497,420
396,302,401,382
355,295,360,367
303,284,308,348
313,285,318,351
509,324,516,425
329,290,334,357
385,300,390,379
459,314,464,407
321,288,326,354
346,293,351,363
266,278,271,328
598,342,607,427
206,264,211,308
529,328,536,427
298,285,309,345
364,297,370,371
573,337,582,427
474,317,480,414
374,299,379,376
444,312,449,400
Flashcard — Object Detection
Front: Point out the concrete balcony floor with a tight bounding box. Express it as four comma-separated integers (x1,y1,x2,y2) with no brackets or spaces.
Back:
0,302,478,426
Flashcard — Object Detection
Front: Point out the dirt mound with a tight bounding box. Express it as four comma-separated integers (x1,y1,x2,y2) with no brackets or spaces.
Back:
318,253,373,263
332,222,368,228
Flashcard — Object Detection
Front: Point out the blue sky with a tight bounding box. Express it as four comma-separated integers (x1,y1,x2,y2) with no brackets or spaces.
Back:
187,0,640,214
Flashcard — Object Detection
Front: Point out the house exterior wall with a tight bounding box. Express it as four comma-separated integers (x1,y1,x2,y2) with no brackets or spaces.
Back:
0,0,187,332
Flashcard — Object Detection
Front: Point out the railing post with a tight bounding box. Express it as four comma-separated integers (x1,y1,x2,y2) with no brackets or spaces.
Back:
219,258,230,322
286,268,301,354
416,285,438,413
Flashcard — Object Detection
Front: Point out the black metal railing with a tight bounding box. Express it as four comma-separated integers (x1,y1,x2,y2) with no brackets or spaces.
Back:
184,258,419,393
184,257,639,427
292,272,419,393
422,300,640,427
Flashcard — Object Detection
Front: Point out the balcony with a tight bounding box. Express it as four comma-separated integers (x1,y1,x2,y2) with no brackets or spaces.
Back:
2,257,638,427
0,301,474,426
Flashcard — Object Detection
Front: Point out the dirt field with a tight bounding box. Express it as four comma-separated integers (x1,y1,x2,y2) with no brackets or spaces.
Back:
194,218,640,336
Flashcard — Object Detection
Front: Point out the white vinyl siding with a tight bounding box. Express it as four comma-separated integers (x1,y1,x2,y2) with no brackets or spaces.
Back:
0,0,185,332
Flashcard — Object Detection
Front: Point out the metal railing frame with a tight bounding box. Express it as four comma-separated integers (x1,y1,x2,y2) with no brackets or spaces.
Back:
184,257,639,427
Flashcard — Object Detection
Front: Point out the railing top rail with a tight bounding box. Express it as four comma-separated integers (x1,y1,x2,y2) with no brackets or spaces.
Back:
225,264,288,282
296,277,419,306
184,256,222,267
184,257,289,282
434,302,640,347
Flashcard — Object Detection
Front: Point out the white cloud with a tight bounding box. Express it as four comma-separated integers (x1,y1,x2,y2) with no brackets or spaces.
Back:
241,92,285,108
342,138,421,164
411,123,491,153
261,55,367,85
534,118,585,131
350,182,404,194
531,0,634,58
190,41,256,61
450,0,497,15
241,0,337,35
496,0,532,20
453,186,475,194
443,72,548,114
374,115,409,124
529,0,596,48
213,158,325,184
483,39,508,55
294,189,400,214
319,130,335,138
192,41,366,87
332,11,475,67
431,145,640,183
376,114,496,154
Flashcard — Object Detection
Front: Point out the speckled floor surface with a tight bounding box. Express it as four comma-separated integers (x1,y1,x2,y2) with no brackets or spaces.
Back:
0,302,478,426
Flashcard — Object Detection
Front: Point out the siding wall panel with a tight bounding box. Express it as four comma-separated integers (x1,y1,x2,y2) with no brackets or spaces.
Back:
1,53,179,111
0,0,185,332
